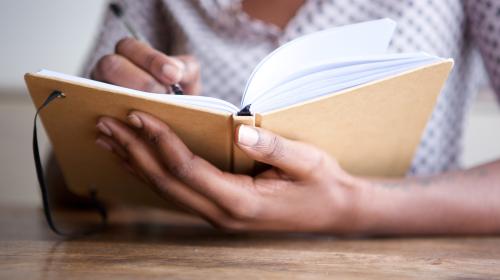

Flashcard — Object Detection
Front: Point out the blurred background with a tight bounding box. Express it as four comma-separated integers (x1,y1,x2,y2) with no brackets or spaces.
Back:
1,1,499,207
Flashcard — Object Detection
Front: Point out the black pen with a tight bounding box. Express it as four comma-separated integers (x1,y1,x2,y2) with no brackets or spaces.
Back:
109,3,184,95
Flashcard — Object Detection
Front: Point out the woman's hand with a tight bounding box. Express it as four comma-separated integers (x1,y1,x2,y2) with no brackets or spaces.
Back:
91,38,201,95
94,111,370,234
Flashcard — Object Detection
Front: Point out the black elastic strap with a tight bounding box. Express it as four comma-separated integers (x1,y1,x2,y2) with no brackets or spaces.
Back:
33,90,107,237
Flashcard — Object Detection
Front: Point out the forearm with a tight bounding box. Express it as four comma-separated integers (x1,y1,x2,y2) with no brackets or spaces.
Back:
356,160,500,235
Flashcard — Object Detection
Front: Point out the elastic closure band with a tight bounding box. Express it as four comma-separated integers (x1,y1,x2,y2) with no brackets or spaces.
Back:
33,90,107,237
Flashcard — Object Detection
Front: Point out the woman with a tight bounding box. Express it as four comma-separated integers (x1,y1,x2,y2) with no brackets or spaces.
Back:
81,0,500,234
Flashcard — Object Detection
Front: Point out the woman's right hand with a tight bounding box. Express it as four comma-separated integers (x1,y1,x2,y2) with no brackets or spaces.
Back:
91,37,201,95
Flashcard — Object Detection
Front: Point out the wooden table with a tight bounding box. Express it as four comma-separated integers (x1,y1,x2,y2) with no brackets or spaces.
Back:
1,206,499,279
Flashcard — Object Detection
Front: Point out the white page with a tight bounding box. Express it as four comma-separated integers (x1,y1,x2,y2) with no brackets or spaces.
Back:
241,18,397,106
36,69,239,114
255,60,437,112
250,53,436,107
252,58,441,113
255,52,432,92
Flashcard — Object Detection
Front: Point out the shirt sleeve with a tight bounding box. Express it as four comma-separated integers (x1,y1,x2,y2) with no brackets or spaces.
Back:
81,0,173,78
464,0,500,99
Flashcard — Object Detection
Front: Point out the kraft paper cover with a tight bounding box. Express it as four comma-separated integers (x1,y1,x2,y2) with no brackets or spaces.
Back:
26,74,233,206
258,61,453,177
25,60,452,206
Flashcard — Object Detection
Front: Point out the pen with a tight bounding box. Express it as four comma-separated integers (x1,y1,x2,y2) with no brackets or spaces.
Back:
109,3,184,95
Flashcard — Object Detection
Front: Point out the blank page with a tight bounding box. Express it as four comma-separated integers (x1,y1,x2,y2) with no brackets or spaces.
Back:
251,53,443,113
241,18,397,106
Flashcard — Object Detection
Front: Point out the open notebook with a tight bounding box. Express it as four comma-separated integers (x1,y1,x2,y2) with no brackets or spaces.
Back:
35,18,446,115
26,18,453,205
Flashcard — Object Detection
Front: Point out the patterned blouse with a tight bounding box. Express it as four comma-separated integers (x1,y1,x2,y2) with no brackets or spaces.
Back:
83,0,500,176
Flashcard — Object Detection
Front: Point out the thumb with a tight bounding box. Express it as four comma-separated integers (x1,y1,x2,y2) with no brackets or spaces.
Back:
174,55,201,95
235,125,325,179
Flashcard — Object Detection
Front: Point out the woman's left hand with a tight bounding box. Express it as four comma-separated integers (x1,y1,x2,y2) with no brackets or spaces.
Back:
95,111,370,234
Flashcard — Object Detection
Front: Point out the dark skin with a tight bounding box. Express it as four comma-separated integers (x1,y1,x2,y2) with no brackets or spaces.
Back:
91,38,201,95
52,0,500,234
95,112,500,235
95,112,362,232
242,0,306,29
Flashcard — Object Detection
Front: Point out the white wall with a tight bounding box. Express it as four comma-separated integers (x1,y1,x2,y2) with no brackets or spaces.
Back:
0,0,106,93
0,1,106,206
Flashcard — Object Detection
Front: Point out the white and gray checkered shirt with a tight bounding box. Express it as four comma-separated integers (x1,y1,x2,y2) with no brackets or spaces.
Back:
84,0,500,176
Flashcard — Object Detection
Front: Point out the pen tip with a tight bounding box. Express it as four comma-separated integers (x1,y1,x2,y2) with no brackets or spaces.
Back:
171,84,184,95
109,3,123,18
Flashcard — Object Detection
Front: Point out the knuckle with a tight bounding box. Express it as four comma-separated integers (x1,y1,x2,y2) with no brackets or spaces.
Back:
146,131,161,146
307,150,330,177
145,125,171,145
144,52,163,71
115,37,135,54
313,150,327,168
168,153,196,180
96,54,121,80
121,141,134,154
121,133,141,154
227,199,261,221
262,135,284,161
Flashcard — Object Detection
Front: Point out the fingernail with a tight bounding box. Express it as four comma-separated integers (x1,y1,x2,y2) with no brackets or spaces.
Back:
237,125,259,146
128,113,143,128
162,64,182,83
96,122,112,137
172,58,186,73
95,138,112,152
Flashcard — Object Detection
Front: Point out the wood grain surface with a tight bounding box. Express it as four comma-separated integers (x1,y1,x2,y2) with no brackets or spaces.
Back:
0,206,499,279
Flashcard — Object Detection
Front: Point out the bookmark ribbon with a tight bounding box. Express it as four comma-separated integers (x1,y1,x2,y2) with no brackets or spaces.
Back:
33,90,107,237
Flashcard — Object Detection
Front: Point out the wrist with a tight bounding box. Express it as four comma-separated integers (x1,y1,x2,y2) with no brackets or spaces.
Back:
344,177,380,235
326,175,380,235
353,178,412,235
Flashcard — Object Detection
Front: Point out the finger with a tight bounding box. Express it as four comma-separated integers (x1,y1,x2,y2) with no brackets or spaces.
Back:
235,125,326,180
124,111,261,219
95,133,128,160
97,133,192,198
175,55,201,95
92,54,166,93
115,38,187,87
95,117,228,224
96,133,213,216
